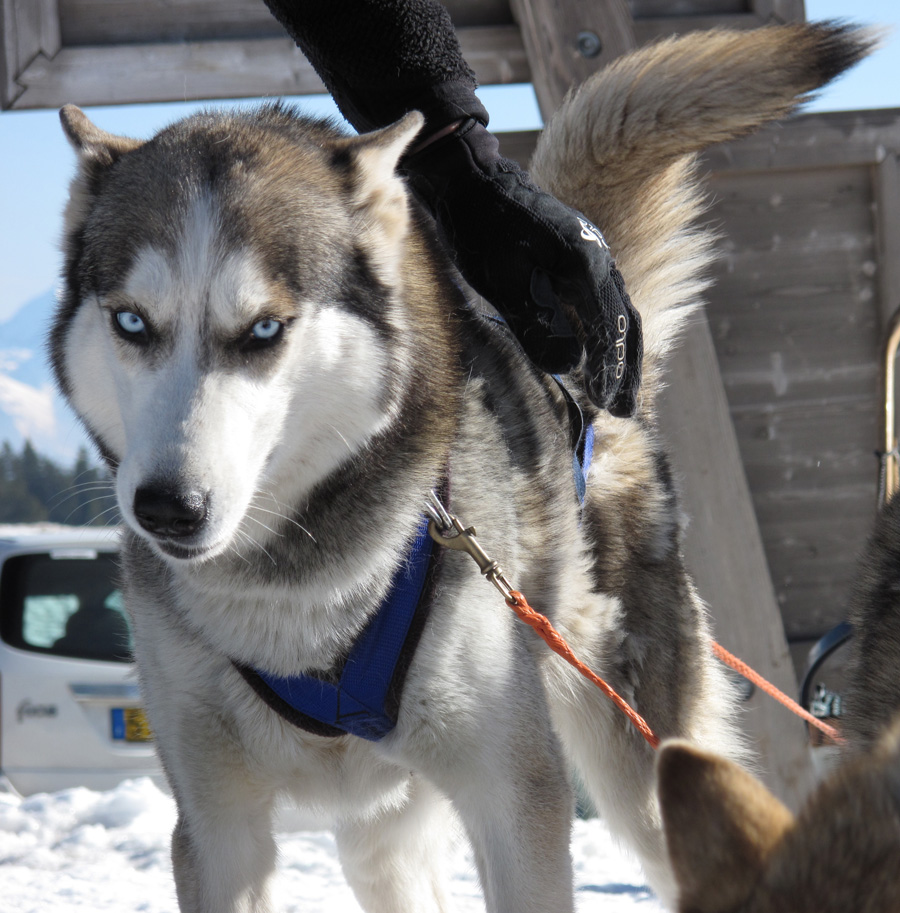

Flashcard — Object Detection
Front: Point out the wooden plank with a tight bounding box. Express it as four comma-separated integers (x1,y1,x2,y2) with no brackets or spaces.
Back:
657,315,815,806
457,25,531,87
753,0,806,23
4,1,825,111
13,38,324,108
703,165,878,386
55,0,516,46
1,0,60,109
874,153,900,327
631,0,749,15
509,0,636,115
57,0,280,45
703,110,900,174
633,13,759,41
9,26,531,110
496,128,539,167
54,0,770,47
700,156,882,665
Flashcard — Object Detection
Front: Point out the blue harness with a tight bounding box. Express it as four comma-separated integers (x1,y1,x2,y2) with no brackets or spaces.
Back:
238,382,594,742
236,515,437,742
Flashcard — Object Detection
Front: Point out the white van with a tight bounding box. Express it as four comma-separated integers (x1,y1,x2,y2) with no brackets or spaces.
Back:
0,525,161,795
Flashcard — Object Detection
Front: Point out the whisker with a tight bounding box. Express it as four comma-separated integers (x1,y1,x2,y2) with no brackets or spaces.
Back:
227,534,254,567
326,423,353,456
255,492,318,543
48,482,115,509
61,494,120,525
90,503,123,525
224,547,250,568
234,527,276,567
244,512,283,539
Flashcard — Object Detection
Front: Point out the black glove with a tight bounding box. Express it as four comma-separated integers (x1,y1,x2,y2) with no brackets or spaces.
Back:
404,118,642,417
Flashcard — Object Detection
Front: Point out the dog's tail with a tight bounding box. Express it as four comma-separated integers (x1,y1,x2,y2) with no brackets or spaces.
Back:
530,21,874,409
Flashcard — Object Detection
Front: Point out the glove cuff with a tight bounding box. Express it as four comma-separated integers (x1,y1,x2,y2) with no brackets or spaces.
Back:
402,119,522,216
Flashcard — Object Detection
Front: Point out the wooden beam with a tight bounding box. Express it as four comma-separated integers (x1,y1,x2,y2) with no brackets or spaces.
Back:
509,0,636,116
703,110,900,174
874,152,900,328
632,13,759,42
2,5,820,111
1,0,60,109
54,0,515,46
8,26,530,110
12,38,322,109
753,0,806,24
656,317,816,807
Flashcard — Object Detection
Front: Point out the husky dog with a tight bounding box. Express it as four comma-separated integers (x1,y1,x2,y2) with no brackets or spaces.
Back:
657,494,900,913
53,22,866,913
657,725,900,913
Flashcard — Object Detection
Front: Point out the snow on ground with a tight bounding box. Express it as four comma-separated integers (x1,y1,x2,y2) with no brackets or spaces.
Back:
0,777,664,912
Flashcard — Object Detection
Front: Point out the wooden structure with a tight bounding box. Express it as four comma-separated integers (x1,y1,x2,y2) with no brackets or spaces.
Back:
3,0,804,111
4,0,900,808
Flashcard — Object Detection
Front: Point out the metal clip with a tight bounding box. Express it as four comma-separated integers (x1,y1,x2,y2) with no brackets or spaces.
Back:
424,491,514,601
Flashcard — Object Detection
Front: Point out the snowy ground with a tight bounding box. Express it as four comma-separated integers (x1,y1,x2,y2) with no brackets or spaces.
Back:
0,777,664,912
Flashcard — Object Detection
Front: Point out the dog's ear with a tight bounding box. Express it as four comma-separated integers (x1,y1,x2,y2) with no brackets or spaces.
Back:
347,111,424,187
333,112,424,283
657,740,795,912
59,105,144,236
60,104,143,166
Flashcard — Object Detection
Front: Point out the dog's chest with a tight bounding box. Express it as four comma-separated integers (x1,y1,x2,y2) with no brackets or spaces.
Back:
167,566,379,675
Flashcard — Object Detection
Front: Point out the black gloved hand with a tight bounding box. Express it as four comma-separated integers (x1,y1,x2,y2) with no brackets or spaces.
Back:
404,118,642,417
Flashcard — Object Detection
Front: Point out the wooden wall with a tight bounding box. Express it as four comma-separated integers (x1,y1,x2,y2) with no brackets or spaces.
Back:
702,111,900,673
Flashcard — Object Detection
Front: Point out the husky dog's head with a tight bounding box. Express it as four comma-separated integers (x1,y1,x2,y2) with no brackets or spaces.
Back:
658,730,900,912
53,103,428,562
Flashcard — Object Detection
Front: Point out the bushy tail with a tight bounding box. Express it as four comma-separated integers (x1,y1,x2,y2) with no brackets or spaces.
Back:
530,22,874,408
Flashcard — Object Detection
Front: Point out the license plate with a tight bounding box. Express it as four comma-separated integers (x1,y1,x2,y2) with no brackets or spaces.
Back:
111,707,153,742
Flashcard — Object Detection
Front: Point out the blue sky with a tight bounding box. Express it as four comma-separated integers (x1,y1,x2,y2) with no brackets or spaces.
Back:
0,0,898,326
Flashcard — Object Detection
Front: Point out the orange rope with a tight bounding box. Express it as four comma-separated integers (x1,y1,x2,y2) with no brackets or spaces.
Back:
711,640,845,745
504,590,845,750
506,590,660,749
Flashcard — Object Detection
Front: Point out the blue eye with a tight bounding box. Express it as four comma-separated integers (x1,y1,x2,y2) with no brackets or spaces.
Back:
115,311,147,336
250,318,283,341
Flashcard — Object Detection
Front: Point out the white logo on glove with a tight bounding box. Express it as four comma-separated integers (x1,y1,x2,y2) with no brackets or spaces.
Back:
615,314,627,379
578,218,610,251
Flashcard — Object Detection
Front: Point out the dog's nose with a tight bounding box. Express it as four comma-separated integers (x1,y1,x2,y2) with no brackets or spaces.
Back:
133,486,208,538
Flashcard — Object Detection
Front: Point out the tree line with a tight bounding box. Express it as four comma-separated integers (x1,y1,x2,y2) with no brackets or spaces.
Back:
0,440,114,526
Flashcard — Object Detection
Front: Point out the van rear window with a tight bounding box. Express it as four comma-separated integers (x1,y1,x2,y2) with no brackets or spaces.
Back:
0,552,132,663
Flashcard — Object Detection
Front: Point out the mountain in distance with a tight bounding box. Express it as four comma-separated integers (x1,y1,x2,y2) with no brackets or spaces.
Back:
0,289,95,465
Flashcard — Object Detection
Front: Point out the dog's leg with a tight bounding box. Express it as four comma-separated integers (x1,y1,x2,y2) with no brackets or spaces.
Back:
334,777,456,913
171,801,277,913
547,670,675,905
450,768,576,913
405,680,577,913
543,597,741,907
167,763,278,913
